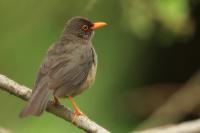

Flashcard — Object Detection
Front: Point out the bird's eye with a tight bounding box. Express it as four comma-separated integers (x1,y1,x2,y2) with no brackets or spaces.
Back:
82,25,89,31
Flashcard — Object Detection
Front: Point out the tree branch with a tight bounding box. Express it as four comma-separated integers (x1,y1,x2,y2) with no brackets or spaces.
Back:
0,74,110,133
134,119,200,133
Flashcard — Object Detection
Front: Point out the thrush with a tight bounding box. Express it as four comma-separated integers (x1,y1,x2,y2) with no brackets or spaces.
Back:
20,17,107,118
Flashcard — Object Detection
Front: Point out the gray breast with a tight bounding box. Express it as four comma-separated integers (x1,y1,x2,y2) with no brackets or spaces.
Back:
71,47,97,96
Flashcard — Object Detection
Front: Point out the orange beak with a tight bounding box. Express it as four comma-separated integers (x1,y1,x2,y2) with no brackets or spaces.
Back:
91,22,107,30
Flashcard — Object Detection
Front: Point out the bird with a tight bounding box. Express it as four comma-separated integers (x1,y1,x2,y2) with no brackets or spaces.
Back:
19,17,107,118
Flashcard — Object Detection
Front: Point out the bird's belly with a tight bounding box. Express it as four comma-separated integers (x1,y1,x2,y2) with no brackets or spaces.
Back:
72,63,97,96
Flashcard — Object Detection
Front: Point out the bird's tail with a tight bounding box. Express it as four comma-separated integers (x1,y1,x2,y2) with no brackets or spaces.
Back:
19,86,53,118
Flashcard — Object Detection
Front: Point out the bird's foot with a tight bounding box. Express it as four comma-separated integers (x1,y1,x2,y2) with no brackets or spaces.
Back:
71,110,85,123
68,96,87,123
52,96,61,107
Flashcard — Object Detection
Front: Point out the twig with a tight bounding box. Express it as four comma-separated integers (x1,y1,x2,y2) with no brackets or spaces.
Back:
0,74,110,133
134,119,200,133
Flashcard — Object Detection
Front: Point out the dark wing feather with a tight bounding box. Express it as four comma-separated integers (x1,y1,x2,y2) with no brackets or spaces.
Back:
33,43,69,92
48,47,93,97
34,40,94,97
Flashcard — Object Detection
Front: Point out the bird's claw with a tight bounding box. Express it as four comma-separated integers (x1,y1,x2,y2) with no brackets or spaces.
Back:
71,110,85,123
52,96,61,107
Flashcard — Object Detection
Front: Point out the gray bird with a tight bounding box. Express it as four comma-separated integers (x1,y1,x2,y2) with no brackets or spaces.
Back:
20,17,107,118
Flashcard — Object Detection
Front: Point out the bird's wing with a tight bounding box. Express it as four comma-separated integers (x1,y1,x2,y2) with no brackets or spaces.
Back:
34,41,94,96
48,46,94,96
33,43,67,91
48,58,92,91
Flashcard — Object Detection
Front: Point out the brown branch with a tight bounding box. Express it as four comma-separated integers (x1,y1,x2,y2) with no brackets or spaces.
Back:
134,119,200,133
0,74,110,133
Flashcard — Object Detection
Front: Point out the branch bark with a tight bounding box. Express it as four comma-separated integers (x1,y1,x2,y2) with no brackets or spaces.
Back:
0,74,110,133
134,119,200,133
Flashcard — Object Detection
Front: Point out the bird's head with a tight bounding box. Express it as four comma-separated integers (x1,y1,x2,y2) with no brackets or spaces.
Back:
64,17,107,40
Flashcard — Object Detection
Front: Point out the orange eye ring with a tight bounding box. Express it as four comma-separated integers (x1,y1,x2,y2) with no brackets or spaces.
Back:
82,25,89,31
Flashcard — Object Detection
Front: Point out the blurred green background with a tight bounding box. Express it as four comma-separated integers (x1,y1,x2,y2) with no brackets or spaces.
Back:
0,0,200,132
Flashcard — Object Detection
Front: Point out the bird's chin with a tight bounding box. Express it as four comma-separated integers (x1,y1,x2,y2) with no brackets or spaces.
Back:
79,34,93,40
83,34,89,39
87,31,94,40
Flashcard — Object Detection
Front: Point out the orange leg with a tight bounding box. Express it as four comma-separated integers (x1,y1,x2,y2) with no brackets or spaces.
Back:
53,96,60,105
68,96,84,122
